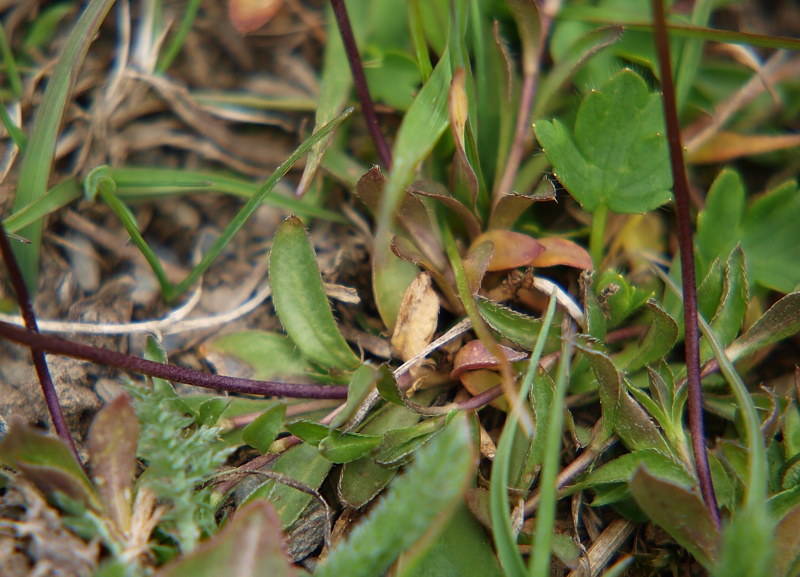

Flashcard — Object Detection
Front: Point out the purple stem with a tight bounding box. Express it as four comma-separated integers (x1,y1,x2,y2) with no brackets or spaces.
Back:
0,225,79,459
651,0,721,530
0,320,349,400
329,0,392,170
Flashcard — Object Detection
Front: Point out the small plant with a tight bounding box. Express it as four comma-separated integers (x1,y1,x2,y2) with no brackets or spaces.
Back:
2,0,800,575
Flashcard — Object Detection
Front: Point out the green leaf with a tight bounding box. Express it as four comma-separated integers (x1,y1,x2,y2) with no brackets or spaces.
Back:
700,246,748,361
534,68,672,214
11,0,115,294
328,364,385,430
713,505,775,577
197,398,232,427
0,418,100,511
727,292,800,362
696,169,746,273
337,403,423,509
201,331,315,381
318,432,383,464
154,501,296,577
774,503,800,577
631,466,719,570
242,443,332,530
476,297,560,352
242,405,286,454
87,393,139,534
696,170,800,293
620,300,678,371
270,216,359,371
740,180,800,293
314,412,474,577
372,416,447,468
395,501,503,577
577,450,693,492
374,52,452,307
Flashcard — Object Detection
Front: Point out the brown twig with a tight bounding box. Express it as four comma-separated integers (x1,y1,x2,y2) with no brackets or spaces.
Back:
651,0,721,530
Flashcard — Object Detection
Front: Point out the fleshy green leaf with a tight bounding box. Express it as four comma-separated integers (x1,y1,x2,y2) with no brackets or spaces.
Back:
315,412,474,577
155,501,296,577
395,501,503,577
534,68,672,214
242,405,286,454
270,216,360,371
620,300,678,371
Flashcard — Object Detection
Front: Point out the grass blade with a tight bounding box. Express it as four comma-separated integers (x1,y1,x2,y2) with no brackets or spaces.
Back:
11,0,115,294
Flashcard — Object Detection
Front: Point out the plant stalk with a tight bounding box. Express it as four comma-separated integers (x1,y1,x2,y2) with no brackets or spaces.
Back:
0,320,349,400
329,0,392,170
651,0,720,530
0,224,79,459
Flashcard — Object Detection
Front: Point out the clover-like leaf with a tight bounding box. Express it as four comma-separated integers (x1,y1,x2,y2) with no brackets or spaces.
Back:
534,68,672,214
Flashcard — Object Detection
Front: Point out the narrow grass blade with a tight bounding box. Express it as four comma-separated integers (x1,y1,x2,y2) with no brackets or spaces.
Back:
295,2,364,197
529,316,574,576
490,294,558,577
269,216,359,372
3,180,81,234
0,24,22,99
11,0,115,294
156,0,202,73
168,108,352,301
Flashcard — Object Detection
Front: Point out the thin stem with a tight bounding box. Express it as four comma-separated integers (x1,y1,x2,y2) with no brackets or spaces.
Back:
651,0,720,530
492,0,560,208
329,0,392,170
0,320,349,400
589,204,608,268
0,225,79,460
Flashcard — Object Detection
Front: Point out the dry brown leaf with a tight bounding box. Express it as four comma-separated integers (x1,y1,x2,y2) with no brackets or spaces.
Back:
391,272,440,362
687,131,800,164
471,230,545,271
229,0,284,35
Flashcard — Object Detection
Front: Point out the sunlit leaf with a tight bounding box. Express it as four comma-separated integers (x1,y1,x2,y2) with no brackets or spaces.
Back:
242,404,286,454
534,68,672,214
270,216,359,371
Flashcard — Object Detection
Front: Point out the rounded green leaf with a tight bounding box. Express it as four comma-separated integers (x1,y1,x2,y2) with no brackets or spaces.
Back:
270,216,360,371
534,68,672,214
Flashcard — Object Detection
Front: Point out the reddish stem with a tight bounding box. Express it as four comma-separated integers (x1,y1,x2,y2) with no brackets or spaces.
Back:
652,0,721,530
329,0,392,170
0,320,349,400
0,225,79,460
